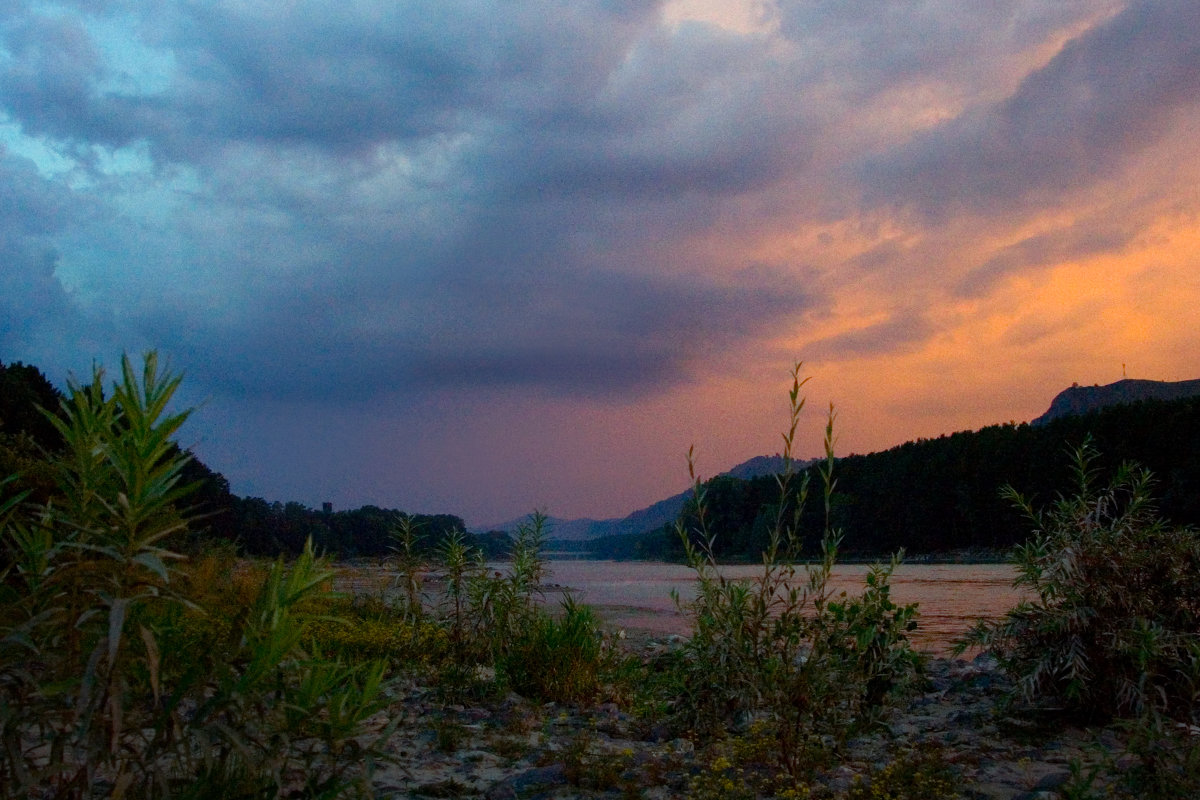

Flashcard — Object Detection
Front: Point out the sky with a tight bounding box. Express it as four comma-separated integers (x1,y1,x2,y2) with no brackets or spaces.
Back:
3,1,1199,527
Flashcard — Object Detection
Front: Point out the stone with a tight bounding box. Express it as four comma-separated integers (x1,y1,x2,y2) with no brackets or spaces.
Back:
486,763,569,800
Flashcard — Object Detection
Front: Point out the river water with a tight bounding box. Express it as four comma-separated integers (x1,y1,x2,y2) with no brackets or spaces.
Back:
541,561,1023,655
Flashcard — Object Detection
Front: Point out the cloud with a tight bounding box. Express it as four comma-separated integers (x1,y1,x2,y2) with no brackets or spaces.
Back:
0,150,88,354
2,2,666,158
957,215,1142,297
805,311,935,361
861,0,1200,220
142,260,814,402
1,0,830,406
3,1,1199,521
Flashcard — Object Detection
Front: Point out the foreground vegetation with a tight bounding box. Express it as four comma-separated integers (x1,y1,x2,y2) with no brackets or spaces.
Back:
960,438,1200,798
2,354,1198,797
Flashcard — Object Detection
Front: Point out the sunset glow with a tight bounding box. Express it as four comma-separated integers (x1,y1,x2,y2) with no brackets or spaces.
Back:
3,1,1198,525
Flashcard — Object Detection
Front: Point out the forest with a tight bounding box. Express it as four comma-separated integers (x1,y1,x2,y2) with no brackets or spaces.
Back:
5,357,1200,560
574,393,1200,560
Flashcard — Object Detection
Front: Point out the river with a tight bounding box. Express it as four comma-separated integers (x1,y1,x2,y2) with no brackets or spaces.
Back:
541,560,1023,655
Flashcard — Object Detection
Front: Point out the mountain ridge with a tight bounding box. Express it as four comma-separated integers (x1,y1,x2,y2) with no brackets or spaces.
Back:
480,455,802,541
483,377,1200,543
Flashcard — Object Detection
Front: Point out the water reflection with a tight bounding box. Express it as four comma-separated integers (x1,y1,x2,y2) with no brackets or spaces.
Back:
542,561,1023,655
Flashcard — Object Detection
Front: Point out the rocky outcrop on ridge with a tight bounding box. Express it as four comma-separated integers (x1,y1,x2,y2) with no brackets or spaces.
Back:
1033,378,1200,425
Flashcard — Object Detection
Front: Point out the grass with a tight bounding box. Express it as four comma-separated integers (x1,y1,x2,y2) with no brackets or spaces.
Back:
670,364,921,778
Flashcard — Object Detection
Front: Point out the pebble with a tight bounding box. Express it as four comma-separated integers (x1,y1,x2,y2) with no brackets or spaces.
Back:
371,647,1128,799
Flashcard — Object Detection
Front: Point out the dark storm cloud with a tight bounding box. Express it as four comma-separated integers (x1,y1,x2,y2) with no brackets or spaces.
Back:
1,1,664,159
145,260,813,402
0,151,84,351
1,0,828,404
862,0,1200,219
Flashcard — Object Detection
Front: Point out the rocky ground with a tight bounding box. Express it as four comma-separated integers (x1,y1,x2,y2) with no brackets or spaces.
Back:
363,641,1120,799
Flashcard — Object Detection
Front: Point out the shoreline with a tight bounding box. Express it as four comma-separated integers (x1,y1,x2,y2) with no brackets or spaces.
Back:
370,644,1118,799
539,553,1015,566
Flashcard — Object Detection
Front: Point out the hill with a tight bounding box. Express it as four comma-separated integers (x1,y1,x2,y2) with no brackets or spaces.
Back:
570,379,1200,559
663,393,1200,559
483,455,805,542
1033,378,1200,425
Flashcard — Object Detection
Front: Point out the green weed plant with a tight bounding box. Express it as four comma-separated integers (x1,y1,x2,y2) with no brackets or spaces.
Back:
388,513,426,624
959,438,1200,722
388,509,624,704
672,364,920,779
0,354,391,798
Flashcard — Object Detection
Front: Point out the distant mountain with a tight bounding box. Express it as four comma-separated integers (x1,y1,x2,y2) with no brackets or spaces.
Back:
481,454,810,541
1033,378,1200,426
723,454,791,480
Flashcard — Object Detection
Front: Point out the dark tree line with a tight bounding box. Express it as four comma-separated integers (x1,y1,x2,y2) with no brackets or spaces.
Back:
0,360,64,505
222,497,508,559
586,395,1200,560
0,359,510,560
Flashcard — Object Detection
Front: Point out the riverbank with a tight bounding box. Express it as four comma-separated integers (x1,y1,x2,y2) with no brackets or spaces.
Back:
543,551,1015,565
324,562,1127,798
366,644,1116,799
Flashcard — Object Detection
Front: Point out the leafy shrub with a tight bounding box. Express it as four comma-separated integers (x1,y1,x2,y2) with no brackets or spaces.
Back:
499,597,609,703
960,438,1200,721
671,365,920,778
0,353,391,798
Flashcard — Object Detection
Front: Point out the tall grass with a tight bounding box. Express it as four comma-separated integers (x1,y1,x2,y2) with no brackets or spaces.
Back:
0,354,391,798
671,364,920,778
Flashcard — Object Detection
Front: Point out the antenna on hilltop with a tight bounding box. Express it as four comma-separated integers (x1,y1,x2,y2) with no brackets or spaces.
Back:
1122,363,1127,378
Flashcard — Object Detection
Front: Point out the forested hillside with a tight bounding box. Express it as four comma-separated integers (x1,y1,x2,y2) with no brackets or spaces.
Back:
588,395,1200,560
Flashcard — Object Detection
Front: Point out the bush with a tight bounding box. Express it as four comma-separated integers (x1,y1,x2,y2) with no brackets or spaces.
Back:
0,353,392,798
671,365,920,778
499,597,609,704
960,438,1200,721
